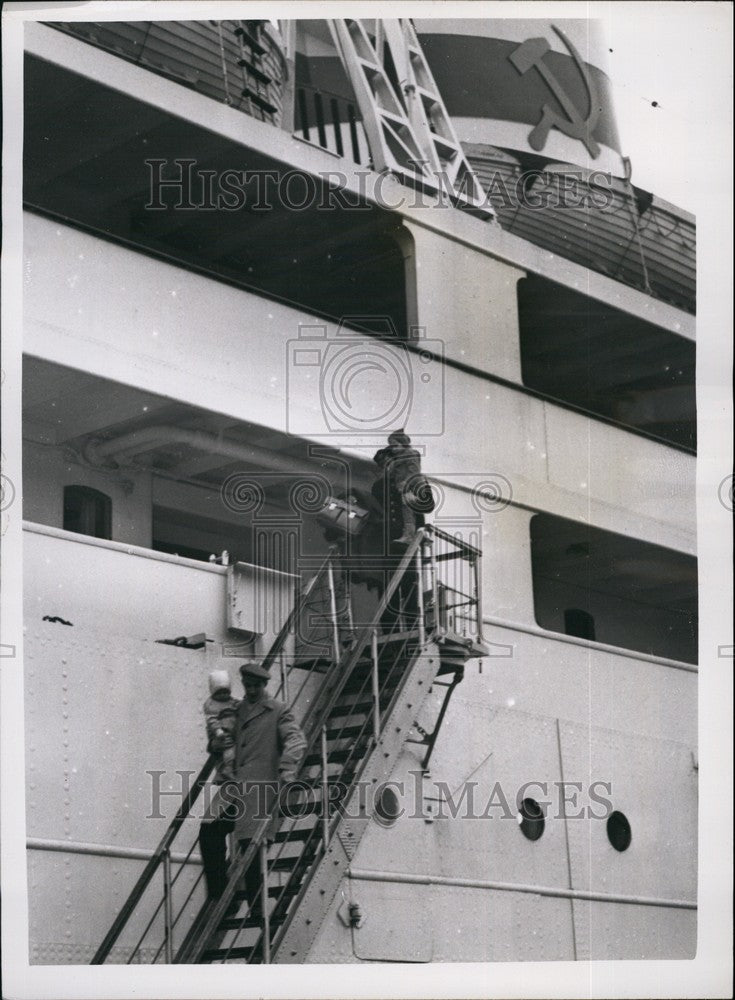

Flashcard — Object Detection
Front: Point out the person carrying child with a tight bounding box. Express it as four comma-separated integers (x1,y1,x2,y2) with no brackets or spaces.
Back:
385,429,430,544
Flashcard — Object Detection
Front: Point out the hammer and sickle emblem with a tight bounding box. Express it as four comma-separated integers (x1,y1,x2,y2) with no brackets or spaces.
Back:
510,24,601,158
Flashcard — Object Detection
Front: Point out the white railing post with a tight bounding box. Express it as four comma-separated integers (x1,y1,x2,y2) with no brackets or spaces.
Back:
415,542,426,646
162,847,173,964
371,628,381,743
429,535,441,634
321,725,330,849
260,840,271,964
472,554,484,641
326,558,341,662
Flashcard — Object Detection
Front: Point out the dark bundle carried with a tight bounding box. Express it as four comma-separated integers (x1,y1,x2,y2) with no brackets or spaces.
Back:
316,494,370,536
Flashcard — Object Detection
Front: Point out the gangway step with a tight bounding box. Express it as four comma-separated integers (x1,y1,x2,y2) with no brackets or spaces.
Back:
240,88,278,115
340,673,401,696
329,699,373,716
300,772,359,792
325,724,366,740
273,827,315,843
218,914,265,932
269,852,317,874
271,799,323,817
302,743,369,768
234,883,300,904
376,630,422,645
204,946,260,962
233,26,265,54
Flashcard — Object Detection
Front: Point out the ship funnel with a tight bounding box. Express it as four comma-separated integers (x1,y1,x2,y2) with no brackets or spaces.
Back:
414,18,625,177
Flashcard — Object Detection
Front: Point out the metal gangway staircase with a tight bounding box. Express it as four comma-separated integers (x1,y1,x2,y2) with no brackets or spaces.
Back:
90,526,486,965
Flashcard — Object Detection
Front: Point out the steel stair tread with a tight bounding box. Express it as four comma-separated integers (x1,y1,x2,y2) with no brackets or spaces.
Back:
235,883,300,902
329,699,373,715
325,724,367,740
204,946,260,961
273,827,315,843
217,914,271,931
268,853,316,873
302,744,369,768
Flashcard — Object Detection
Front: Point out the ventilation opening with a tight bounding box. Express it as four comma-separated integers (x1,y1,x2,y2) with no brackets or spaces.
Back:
518,274,695,450
63,485,112,540
531,513,698,664
517,797,545,841
607,810,632,851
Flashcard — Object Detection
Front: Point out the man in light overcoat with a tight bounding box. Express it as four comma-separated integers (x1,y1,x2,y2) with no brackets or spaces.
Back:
199,661,306,913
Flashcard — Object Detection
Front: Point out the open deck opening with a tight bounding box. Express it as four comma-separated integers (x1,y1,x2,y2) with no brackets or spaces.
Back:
518,275,696,451
530,512,698,664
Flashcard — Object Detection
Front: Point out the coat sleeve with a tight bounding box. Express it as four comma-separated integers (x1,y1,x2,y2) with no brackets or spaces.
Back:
392,453,422,493
277,706,307,781
203,703,223,752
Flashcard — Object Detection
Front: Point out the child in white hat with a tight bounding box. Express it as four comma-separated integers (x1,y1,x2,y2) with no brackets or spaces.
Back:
203,669,239,782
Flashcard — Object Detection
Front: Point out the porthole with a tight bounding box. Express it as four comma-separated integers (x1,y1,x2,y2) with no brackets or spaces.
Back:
374,784,401,827
517,797,545,841
607,810,632,851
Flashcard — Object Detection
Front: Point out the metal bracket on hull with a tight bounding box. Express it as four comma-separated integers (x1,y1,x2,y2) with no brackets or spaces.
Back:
327,18,492,216
406,667,464,770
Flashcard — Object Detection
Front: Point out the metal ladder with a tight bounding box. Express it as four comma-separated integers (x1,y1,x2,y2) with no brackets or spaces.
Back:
91,526,486,965
327,18,492,214
233,19,278,122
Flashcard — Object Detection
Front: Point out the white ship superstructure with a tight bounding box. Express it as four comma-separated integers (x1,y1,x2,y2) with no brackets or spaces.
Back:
20,16,697,964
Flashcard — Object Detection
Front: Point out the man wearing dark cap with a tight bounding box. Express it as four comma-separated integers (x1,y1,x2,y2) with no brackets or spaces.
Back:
371,436,432,631
198,661,306,915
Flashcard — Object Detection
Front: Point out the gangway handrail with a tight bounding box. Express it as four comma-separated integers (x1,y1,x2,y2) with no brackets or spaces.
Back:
429,524,483,557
